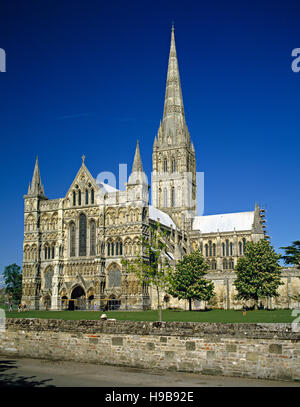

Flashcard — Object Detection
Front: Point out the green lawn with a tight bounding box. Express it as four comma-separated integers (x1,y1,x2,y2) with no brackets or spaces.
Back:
1,309,295,323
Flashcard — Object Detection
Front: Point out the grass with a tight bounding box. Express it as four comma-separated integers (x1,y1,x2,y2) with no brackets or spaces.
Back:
1,309,295,323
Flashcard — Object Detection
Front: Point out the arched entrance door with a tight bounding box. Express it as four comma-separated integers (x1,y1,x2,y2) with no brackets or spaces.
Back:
69,286,86,310
107,294,121,310
88,295,94,310
61,295,68,310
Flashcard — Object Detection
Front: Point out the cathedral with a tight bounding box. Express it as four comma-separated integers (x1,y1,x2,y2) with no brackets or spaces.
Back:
22,27,298,311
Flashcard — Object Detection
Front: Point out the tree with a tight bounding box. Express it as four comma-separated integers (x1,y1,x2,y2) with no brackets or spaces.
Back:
233,239,283,308
168,250,215,311
280,241,300,269
121,224,172,312
3,264,22,303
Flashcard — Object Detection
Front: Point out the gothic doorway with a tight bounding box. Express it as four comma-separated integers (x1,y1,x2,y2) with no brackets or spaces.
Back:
107,294,121,311
61,296,68,310
88,295,94,310
69,286,86,310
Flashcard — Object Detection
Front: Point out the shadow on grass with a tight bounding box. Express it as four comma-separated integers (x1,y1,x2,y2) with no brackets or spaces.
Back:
0,359,55,387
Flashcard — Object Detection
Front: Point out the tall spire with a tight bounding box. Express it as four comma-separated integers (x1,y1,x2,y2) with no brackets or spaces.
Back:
162,25,186,144
131,140,143,173
27,156,45,197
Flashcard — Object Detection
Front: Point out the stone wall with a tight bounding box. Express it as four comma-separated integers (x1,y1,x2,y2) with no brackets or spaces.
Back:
0,318,299,382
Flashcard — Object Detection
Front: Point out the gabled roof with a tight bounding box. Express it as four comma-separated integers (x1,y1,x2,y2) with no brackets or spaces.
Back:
192,211,255,233
65,158,99,198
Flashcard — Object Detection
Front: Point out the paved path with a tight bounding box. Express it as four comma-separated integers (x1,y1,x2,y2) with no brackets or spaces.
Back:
0,356,299,387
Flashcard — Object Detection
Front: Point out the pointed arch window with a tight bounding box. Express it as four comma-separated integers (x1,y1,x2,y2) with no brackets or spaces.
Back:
209,240,212,257
163,188,168,207
85,189,89,205
222,243,225,257
70,222,76,257
171,187,175,207
108,264,121,288
230,242,233,256
243,238,246,255
79,213,87,256
239,242,243,256
226,239,229,256
163,158,168,173
171,158,176,173
90,220,96,256
91,188,94,204
78,190,81,206
213,243,216,257
44,268,54,290
115,238,123,256
73,191,76,206
205,244,208,257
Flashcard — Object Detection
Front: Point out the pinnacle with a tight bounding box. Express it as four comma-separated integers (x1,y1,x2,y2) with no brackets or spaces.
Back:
131,140,143,173
27,156,45,197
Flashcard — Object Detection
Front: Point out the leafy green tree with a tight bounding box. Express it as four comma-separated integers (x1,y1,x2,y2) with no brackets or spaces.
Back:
121,224,172,311
3,264,22,303
280,241,300,269
168,250,215,311
234,239,283,308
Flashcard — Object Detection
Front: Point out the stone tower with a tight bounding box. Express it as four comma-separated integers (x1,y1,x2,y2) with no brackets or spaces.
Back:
151,26,197,228
23,157,47,309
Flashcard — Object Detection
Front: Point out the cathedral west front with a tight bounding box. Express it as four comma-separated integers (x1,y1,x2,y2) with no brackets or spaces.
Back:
21,27,300,311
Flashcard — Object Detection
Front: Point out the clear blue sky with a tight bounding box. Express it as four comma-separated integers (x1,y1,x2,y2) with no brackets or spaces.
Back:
0,0,299,277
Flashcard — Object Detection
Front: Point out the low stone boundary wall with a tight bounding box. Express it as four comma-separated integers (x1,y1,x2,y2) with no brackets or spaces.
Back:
0,319,299,382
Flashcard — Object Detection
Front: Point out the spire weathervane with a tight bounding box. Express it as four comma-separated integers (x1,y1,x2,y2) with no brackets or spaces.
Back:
82,154,86,164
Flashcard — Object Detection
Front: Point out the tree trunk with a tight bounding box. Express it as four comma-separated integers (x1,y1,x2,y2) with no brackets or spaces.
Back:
156,286,160,309
156,286,162,322
189,298,192,311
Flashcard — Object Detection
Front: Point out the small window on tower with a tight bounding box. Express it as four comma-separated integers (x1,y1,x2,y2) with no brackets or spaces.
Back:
171,158,176,173
163,158,168,172
171,187,175,207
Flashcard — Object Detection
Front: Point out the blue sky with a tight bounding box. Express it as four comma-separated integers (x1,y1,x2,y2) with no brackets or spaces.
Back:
0,0,299,277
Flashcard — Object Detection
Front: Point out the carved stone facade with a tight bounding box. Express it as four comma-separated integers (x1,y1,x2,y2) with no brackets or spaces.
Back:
21,27,299,311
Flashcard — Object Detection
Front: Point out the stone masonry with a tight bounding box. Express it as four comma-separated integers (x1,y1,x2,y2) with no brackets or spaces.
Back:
0,318,299,382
